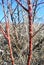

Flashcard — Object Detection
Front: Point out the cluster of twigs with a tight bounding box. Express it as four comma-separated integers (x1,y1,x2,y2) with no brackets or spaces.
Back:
0,0,44,65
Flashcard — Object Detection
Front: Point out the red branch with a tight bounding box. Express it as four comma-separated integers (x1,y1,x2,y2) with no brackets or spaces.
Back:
0,1,44,65
0,22,14,65
27,0,33,65
5,22,14,65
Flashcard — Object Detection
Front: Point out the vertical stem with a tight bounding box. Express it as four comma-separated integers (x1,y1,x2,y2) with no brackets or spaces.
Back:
6,1,14,65
8,36,14,65
6,22,14,65
27,0,33,65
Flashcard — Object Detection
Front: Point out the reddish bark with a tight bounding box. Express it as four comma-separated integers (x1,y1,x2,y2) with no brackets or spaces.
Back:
6,22,14,65
0,0,44,65
0,22,14,65
27,0,33,65
14,0,33,65
1,0,15,65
